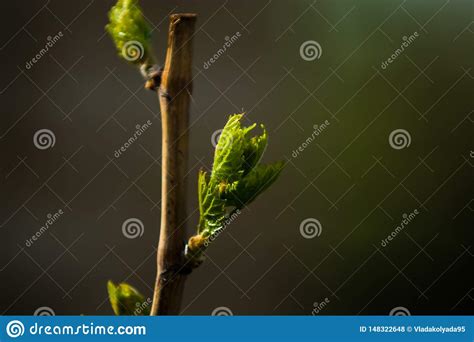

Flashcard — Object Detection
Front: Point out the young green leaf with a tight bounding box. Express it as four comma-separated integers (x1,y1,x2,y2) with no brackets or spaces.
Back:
211,114,249,183
224,161,284,208
241,125,268,175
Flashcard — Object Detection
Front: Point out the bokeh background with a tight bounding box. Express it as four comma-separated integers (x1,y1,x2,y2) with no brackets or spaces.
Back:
0,0,472,315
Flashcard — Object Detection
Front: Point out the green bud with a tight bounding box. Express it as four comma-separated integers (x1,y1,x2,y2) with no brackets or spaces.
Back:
106,0,151,64
107,281,150,316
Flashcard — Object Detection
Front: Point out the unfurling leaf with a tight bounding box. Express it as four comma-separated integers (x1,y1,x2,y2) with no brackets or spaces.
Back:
107,281,150,316
189,114,284,251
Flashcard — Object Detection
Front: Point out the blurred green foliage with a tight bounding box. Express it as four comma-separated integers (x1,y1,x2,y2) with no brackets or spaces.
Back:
107,281,150,316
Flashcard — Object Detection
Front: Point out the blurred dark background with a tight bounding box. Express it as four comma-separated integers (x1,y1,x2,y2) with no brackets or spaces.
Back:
0,0,472,315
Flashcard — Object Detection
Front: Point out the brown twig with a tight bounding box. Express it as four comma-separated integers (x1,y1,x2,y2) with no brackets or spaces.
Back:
150,13,197,315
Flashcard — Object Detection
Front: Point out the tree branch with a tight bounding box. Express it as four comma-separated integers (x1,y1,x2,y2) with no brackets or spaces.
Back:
150,13,197,316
